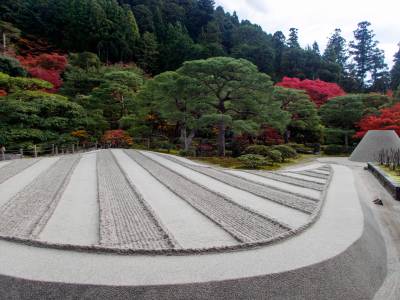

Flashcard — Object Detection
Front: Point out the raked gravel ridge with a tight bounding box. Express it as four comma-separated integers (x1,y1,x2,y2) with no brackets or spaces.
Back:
0,149,332,254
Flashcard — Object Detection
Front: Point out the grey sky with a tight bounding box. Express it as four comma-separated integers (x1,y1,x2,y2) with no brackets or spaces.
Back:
215,0,399,68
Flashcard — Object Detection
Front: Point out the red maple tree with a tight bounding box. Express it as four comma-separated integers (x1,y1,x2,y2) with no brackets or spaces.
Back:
257,126,284,145
355,103,400,138
276,77,345,107
18,53,67,92
101,130,133,147
0,90,7,97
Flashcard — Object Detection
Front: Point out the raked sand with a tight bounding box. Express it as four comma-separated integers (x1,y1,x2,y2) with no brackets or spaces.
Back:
0,150,390,299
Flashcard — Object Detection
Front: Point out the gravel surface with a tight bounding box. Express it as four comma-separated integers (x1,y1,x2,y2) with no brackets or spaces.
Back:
289,170,330,180
0,159,40,184
125,150,291,243
112,149,237,248
38,153,99,246
159,153,320,214
280,172,327,184
96,150,176,250
0,155,80,238
241,170,325,191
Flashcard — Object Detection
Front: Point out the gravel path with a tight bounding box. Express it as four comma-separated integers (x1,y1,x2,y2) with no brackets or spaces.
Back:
157,153,318,214
125,150,291,243
0,159,40,184
240,170,324,191
96,150,176,249
0,155,80,238
38,153,99,246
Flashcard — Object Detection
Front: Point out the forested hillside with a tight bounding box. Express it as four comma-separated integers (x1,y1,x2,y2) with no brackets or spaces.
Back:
0,0,400,163
1,0,397,92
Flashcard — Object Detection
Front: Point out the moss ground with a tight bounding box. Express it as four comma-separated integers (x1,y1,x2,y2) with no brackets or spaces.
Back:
189,154,318,171
378,165,400,184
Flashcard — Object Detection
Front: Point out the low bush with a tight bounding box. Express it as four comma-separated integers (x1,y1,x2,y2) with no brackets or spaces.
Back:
324,144,345,155
287,143,314,154
266,149,282,163
238,154,268,169
178,149,196,157
272,145,297,162
245,145,271,156
245,145,282,163
154,141,174,152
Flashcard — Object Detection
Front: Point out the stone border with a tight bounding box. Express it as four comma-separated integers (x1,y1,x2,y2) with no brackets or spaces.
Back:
367,163,400,201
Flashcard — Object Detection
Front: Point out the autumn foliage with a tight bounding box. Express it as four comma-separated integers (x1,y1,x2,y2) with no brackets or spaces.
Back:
355,103,400,138
276,77,345,107
257,126,284,145
17,53,67,92
101,130,133,147
0,90,7,97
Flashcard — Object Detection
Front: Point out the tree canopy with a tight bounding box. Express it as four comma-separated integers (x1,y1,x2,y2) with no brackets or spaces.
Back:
179,57,289,156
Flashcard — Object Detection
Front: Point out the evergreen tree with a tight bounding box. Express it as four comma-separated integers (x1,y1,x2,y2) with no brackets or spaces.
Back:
391,46,400,90
312,41,320,55
137,71,207,151
273,87,321,143
323,29,348,70
272,31,286,79
179,57,289,156
349,21,387,90
187,0,215,38
159,23,198,72
137,31,159,74
320,95,364,150
369,48,390,92
287,28,300,48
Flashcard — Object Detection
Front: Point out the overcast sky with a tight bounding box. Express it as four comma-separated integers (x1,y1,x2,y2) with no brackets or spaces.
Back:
214,0,399,68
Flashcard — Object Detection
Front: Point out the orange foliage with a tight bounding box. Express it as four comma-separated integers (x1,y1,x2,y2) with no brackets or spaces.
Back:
101,130,133,147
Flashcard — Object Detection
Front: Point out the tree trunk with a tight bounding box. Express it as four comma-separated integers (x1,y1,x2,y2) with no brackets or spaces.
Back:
186,130,195,152
344,132,349,151
284,129,290,144
2,33,6,52
217,118,226,157
180,127,195,152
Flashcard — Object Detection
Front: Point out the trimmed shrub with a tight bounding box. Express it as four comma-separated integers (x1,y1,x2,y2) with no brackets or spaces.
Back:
324,144,345,155
266,149,282,163
272,145,297,161
0,55,27,77
238,154,268,169
245,145,271,156
179,149,196,157
246,145,283,163
287,143,314,154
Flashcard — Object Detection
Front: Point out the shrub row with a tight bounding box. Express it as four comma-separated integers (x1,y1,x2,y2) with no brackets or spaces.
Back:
238,144,298,169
